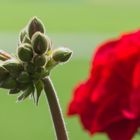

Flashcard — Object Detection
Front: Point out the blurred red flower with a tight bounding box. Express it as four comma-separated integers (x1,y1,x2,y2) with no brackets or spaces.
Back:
67,30,140,140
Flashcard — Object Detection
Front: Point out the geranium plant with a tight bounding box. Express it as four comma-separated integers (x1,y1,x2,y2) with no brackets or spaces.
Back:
0,17,72,140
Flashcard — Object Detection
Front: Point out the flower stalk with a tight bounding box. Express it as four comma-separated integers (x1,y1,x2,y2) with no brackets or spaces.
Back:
43,77,69,140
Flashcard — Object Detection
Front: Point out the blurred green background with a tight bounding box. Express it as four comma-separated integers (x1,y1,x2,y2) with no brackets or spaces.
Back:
0,0,140,139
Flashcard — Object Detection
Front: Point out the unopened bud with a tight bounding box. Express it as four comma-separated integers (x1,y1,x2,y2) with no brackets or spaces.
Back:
3,59,23,77
22,35,31,44
33,54,47,67
32,32,50,54
52,47,72,63
19,28,27,42
18,43,33,62
1,77,17,89
18,71,30,83
0,66,9,81
28,17,45,38
25,62,35,74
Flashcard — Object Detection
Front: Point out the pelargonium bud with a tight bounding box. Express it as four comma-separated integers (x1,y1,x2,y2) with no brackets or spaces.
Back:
3,59,23,77
22,35,31,44
19,28,27,42
32,32,50,55
18,71,30,83
33,54,47,67
28,17,45,38
25,62,35,74
1,76,17,89
17,43,33,62
52,47,72,63
0,66,9,81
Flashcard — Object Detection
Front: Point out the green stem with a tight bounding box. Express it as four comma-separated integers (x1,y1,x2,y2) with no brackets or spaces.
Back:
43,77,69,140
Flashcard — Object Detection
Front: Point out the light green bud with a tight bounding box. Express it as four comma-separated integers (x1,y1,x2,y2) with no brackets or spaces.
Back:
28,17,45,38
52,47,72,63
32,32,50,54
17,43,33,62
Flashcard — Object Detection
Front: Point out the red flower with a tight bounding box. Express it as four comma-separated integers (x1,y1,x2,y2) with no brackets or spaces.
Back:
67,30,140,140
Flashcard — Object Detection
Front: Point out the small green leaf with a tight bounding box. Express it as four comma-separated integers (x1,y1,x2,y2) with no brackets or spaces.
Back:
9,88,20,94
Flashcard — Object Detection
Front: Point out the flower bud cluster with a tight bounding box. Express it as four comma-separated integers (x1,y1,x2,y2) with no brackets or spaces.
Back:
0,17,72,104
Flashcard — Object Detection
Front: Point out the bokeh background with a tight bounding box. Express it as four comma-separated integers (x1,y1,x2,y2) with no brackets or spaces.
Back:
0,0,140,139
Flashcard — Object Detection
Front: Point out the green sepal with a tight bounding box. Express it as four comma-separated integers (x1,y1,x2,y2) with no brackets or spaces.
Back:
34,80,44,105
17,84,34,101
9,88,20,94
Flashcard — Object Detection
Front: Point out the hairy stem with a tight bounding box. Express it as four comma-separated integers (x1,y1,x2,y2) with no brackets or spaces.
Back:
43,77,69,140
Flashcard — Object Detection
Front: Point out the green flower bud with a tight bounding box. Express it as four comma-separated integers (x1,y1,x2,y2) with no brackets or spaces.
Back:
1,77,17,89
0,66,9,81
32,32,50,54
28,17,45,38
52,47,72,63
18,71,30,83
32,67,47,80
17,43,33,62
22,35,31,44
3,59,23,77
33,54,47,67
25,62,36,74
19,28,27,42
